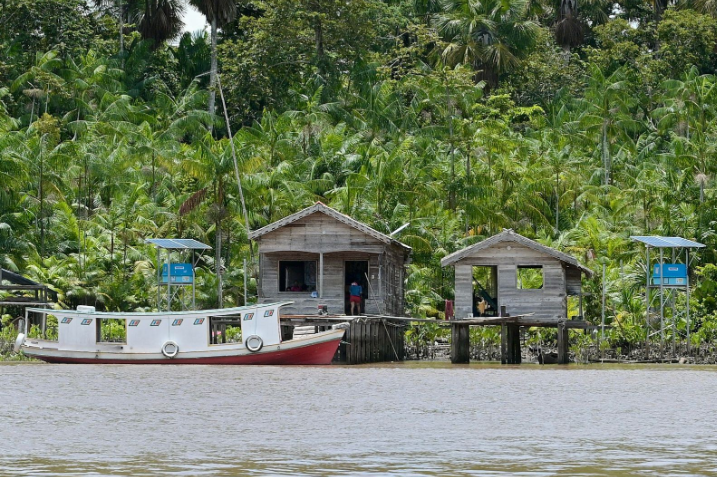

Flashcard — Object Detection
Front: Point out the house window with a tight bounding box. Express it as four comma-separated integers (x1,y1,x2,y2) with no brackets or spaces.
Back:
517,266,543,289
279,261,317,292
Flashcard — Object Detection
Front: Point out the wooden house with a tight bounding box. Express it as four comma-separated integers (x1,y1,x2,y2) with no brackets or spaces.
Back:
248,202,411,316
440,229,592,323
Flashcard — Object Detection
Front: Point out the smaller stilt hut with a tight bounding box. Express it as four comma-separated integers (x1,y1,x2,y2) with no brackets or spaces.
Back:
441,229,593,364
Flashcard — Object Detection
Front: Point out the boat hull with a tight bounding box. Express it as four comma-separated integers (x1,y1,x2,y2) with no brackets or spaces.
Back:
23,329,344,366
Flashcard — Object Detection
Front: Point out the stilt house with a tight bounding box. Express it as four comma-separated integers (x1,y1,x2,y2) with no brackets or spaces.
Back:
441,229,592,322
248,202,411,316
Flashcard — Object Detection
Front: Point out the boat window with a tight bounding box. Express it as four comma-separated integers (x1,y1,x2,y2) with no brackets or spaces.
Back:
279,260,317,292
209,315,243,345
517,266,543,289
27,313,59,341
96,319,127,343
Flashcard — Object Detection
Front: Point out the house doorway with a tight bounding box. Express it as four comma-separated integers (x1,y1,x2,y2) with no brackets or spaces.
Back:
472,266,498,317
345,260,369,314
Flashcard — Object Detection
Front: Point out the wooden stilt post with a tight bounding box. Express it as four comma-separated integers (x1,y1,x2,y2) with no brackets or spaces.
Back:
501,323,521,364
510,325,521,364
451,323,470,364
501,323,508,364
557,321,569,364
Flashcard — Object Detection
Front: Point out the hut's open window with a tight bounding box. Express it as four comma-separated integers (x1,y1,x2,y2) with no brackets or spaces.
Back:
517,266,543,289
279,260,317,292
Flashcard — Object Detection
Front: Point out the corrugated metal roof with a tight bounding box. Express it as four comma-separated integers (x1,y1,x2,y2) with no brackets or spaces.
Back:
146,238,212,250
631,236,705,248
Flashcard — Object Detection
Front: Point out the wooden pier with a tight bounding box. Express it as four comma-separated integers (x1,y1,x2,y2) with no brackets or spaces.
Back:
448,307,589,364
0,269,56,333
280,315,405,364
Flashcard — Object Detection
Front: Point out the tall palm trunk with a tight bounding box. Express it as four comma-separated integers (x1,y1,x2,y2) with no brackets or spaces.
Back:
602,122,609,185
216,218,222,307
118,0,124,59
208,15,217,118
39,150,44,257
555,171,560,232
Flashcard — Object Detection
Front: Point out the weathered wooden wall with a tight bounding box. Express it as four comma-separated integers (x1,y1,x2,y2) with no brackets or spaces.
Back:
453,241,571,322
565,266,583,296
255,212,407,316
333,319,405,364
255,213,389,254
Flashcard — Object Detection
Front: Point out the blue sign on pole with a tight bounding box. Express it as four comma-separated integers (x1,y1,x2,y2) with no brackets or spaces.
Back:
161,263,194,284
652,263,687,286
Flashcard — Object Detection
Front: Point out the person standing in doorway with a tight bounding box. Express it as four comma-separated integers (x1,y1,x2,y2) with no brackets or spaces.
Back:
349,280,363,315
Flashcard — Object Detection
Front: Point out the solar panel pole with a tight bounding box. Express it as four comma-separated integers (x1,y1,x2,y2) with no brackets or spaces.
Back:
157,247,161,310
601,264,606,344
686,249,691,355
645,246,650,359
167,250,172,311
672,248,676,356
659,247,665,356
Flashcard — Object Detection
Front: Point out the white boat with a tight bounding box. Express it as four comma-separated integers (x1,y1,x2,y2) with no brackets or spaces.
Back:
17,302,346,365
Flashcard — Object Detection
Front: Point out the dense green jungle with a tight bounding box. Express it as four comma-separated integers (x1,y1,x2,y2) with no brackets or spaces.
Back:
3,0,717,360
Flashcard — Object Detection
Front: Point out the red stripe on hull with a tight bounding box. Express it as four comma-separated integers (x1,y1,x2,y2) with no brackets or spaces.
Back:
33,338,341,365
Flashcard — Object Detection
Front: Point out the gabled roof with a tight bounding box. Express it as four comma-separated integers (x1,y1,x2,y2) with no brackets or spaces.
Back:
440,229,593,276
248,202,411,252
1,268,39,286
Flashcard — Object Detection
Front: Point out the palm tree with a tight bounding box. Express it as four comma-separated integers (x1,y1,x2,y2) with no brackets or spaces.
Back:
555,0,582,51
138,0,185,46
433,0,539,86
576,65,637,186
189,0,237,117
553,0,609,52
92,0,184,49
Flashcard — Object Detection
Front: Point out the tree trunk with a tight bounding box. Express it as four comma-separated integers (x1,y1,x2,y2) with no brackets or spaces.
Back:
209,15,217,119
602,122,609,185
118,0,124,60
123,224,128,277
555,171,560,232
39,152,44,257
314,16,324,60
151,151,156,200
216,219,223,307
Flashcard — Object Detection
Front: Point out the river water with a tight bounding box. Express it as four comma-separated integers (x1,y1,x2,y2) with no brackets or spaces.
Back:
2,362,717,476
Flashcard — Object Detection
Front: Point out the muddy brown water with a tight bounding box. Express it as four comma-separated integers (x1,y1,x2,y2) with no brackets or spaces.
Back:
2,362,717,476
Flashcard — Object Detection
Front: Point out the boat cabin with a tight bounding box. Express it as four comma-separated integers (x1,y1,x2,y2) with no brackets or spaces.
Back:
24,304,282,353
248,202,411,316
441,229,593,322
21,301,345,365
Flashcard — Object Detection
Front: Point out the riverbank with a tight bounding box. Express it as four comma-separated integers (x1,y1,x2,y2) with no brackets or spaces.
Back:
405,342,717,365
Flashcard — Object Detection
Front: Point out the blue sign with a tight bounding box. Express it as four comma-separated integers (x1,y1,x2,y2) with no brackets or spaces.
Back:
652,263,687,286
161,263,194,284
653,263,686,278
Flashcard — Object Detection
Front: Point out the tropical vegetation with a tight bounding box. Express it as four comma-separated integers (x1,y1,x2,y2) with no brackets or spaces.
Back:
3,0,717,358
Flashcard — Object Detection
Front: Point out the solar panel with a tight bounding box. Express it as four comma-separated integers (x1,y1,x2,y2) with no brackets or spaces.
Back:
176,239,212,250
146,238,212,250
631,236,705,248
